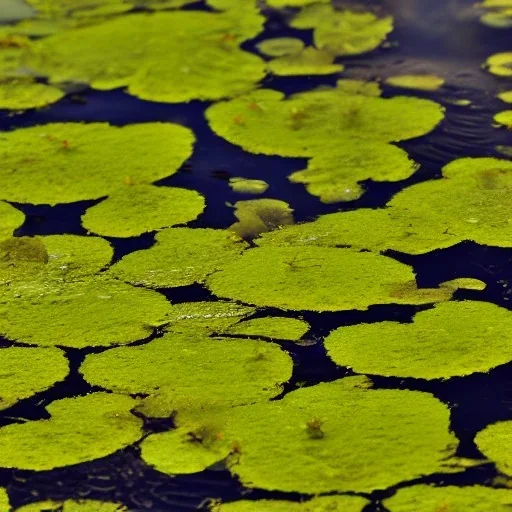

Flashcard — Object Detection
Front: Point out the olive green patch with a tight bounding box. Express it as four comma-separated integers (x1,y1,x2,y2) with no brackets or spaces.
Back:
227,316,309,341
110,227,247,288
82,184,205,238
16,500,129,512
384,484,512,512
265,0,329,7
494,110,512,128
206,245,457,311
476,420,512,477
0,347,69,410
498,90,512,103
385,74,445,91
256,38,305,57
0,202,24,241
325,301,512,380
0,488,8,510
80,331,293,418
268,47,344,76
335,78,381,96
230,199,294,240
485,52,512,76
229,177,269,195
0,122,194,205
0,393,143,471
0,78,64,110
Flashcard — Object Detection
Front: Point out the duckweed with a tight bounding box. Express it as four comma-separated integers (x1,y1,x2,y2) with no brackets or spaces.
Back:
16,500,129,512
384,485,512,512
0,347,69,410
0,393,143,471
0,201,24,241
110,227,247,288
227,316,309,340
325,301,512,380
385,74,445,91
0,122,194,204
81,184,205,238
206,245,457,311
267,47,344,76
228,177,269,195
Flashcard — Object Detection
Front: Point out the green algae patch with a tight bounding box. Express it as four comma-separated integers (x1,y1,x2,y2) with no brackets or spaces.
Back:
499,90,512,103
16,500,129,512
212,496,369,512
485,52,512,76
205,88,444,158
385,74,445,92
290,4,393,57
0,393,142,471
289,143,417,203
81,184,205,238
26,10,266,103
494,110,512,128
110,227,247,288
0,201,24,241
0,78,64,110
164,301,255,335
229,177,269,195
0,122,194,205
206,245,456,312
325,301,512,380
384,484,512,512
227,317,309,341
476,420,512,477
80,331,293,418
0,347,69,410
256,37,305,57
267,47,344,76
172,377,459,493
230,199,294,240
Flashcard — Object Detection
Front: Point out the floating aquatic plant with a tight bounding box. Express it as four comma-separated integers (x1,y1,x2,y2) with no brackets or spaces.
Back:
267,47,344,76
81,184,205,238
256,37,305,57
494,110,512,128
385,74,445,91
265,0,330,7
16,500,129,512
0,201,24,241
485,52,512,76
0,77,64,110
478,0,512,28
0,122,194,205
227,316,309,341
228,177,269,195
0,489,8,510
498,90,512,102
325,301,512,380
0,393,143,471
475,420,512,477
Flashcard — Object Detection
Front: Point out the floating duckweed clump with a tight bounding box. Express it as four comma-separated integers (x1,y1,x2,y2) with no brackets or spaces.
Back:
475,420,512,477
81,184,205,238
256,37,305,57
110,227,247,288
289,4,393,56
0,347,69,410
0,122,194,204
81,331,293,418
485,52,512,76
384,484,512,512
229,177,269,195
16,500,129,512
267,47,344,76
0,78,64,110
385,74,445,91
0,201,24,241
227,316,310,341
230,199,294,239
0,393,143,471
166,377,459,493
494,110,512,128
25,10,266,103
499,90,512,102
325,301,512,380
206,245,457,311
213,496,369,512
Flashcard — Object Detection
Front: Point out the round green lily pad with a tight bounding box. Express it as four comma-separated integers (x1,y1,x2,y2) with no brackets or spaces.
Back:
0,489,8,511
81,331,293,418
81,184,205,238
25,0,132,20
0,201,24,241
0,122,195,205
325,301,512,380
229,177,269,195
385,74,445,91
498,90,512,103
476,420,512,477
206,245,456,312
0,78,64,110
384,484,512,512
268,48,344,76
494,110,512,128
485,52,512,76
265,0,329,7
336,79,381,96
16,500,129,512
110,228,247,288
0,393,143,471
256,38,304,57
0,347,69,410
230,199,294,240
290,4,393,56
206,88,444,158
227,317,309,341
26,10,266,103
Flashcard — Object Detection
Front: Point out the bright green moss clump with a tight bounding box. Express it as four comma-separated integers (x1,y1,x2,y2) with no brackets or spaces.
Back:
325,301,512,380
384,485,512,512
476,420,512,477
81,184,205,238
0,393,143,471
228,317,309,341
16,500,129,512
110,228,247,288
485,52,512,76
385,74,445,91
0,201,24,241
0,347,69,410
0,122,194,205
206,245,458,311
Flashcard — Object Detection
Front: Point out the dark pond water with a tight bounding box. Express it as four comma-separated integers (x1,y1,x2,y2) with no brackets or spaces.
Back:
1,0,512,510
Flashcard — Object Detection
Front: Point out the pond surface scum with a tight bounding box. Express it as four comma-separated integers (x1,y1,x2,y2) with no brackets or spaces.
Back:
1,0,512,510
